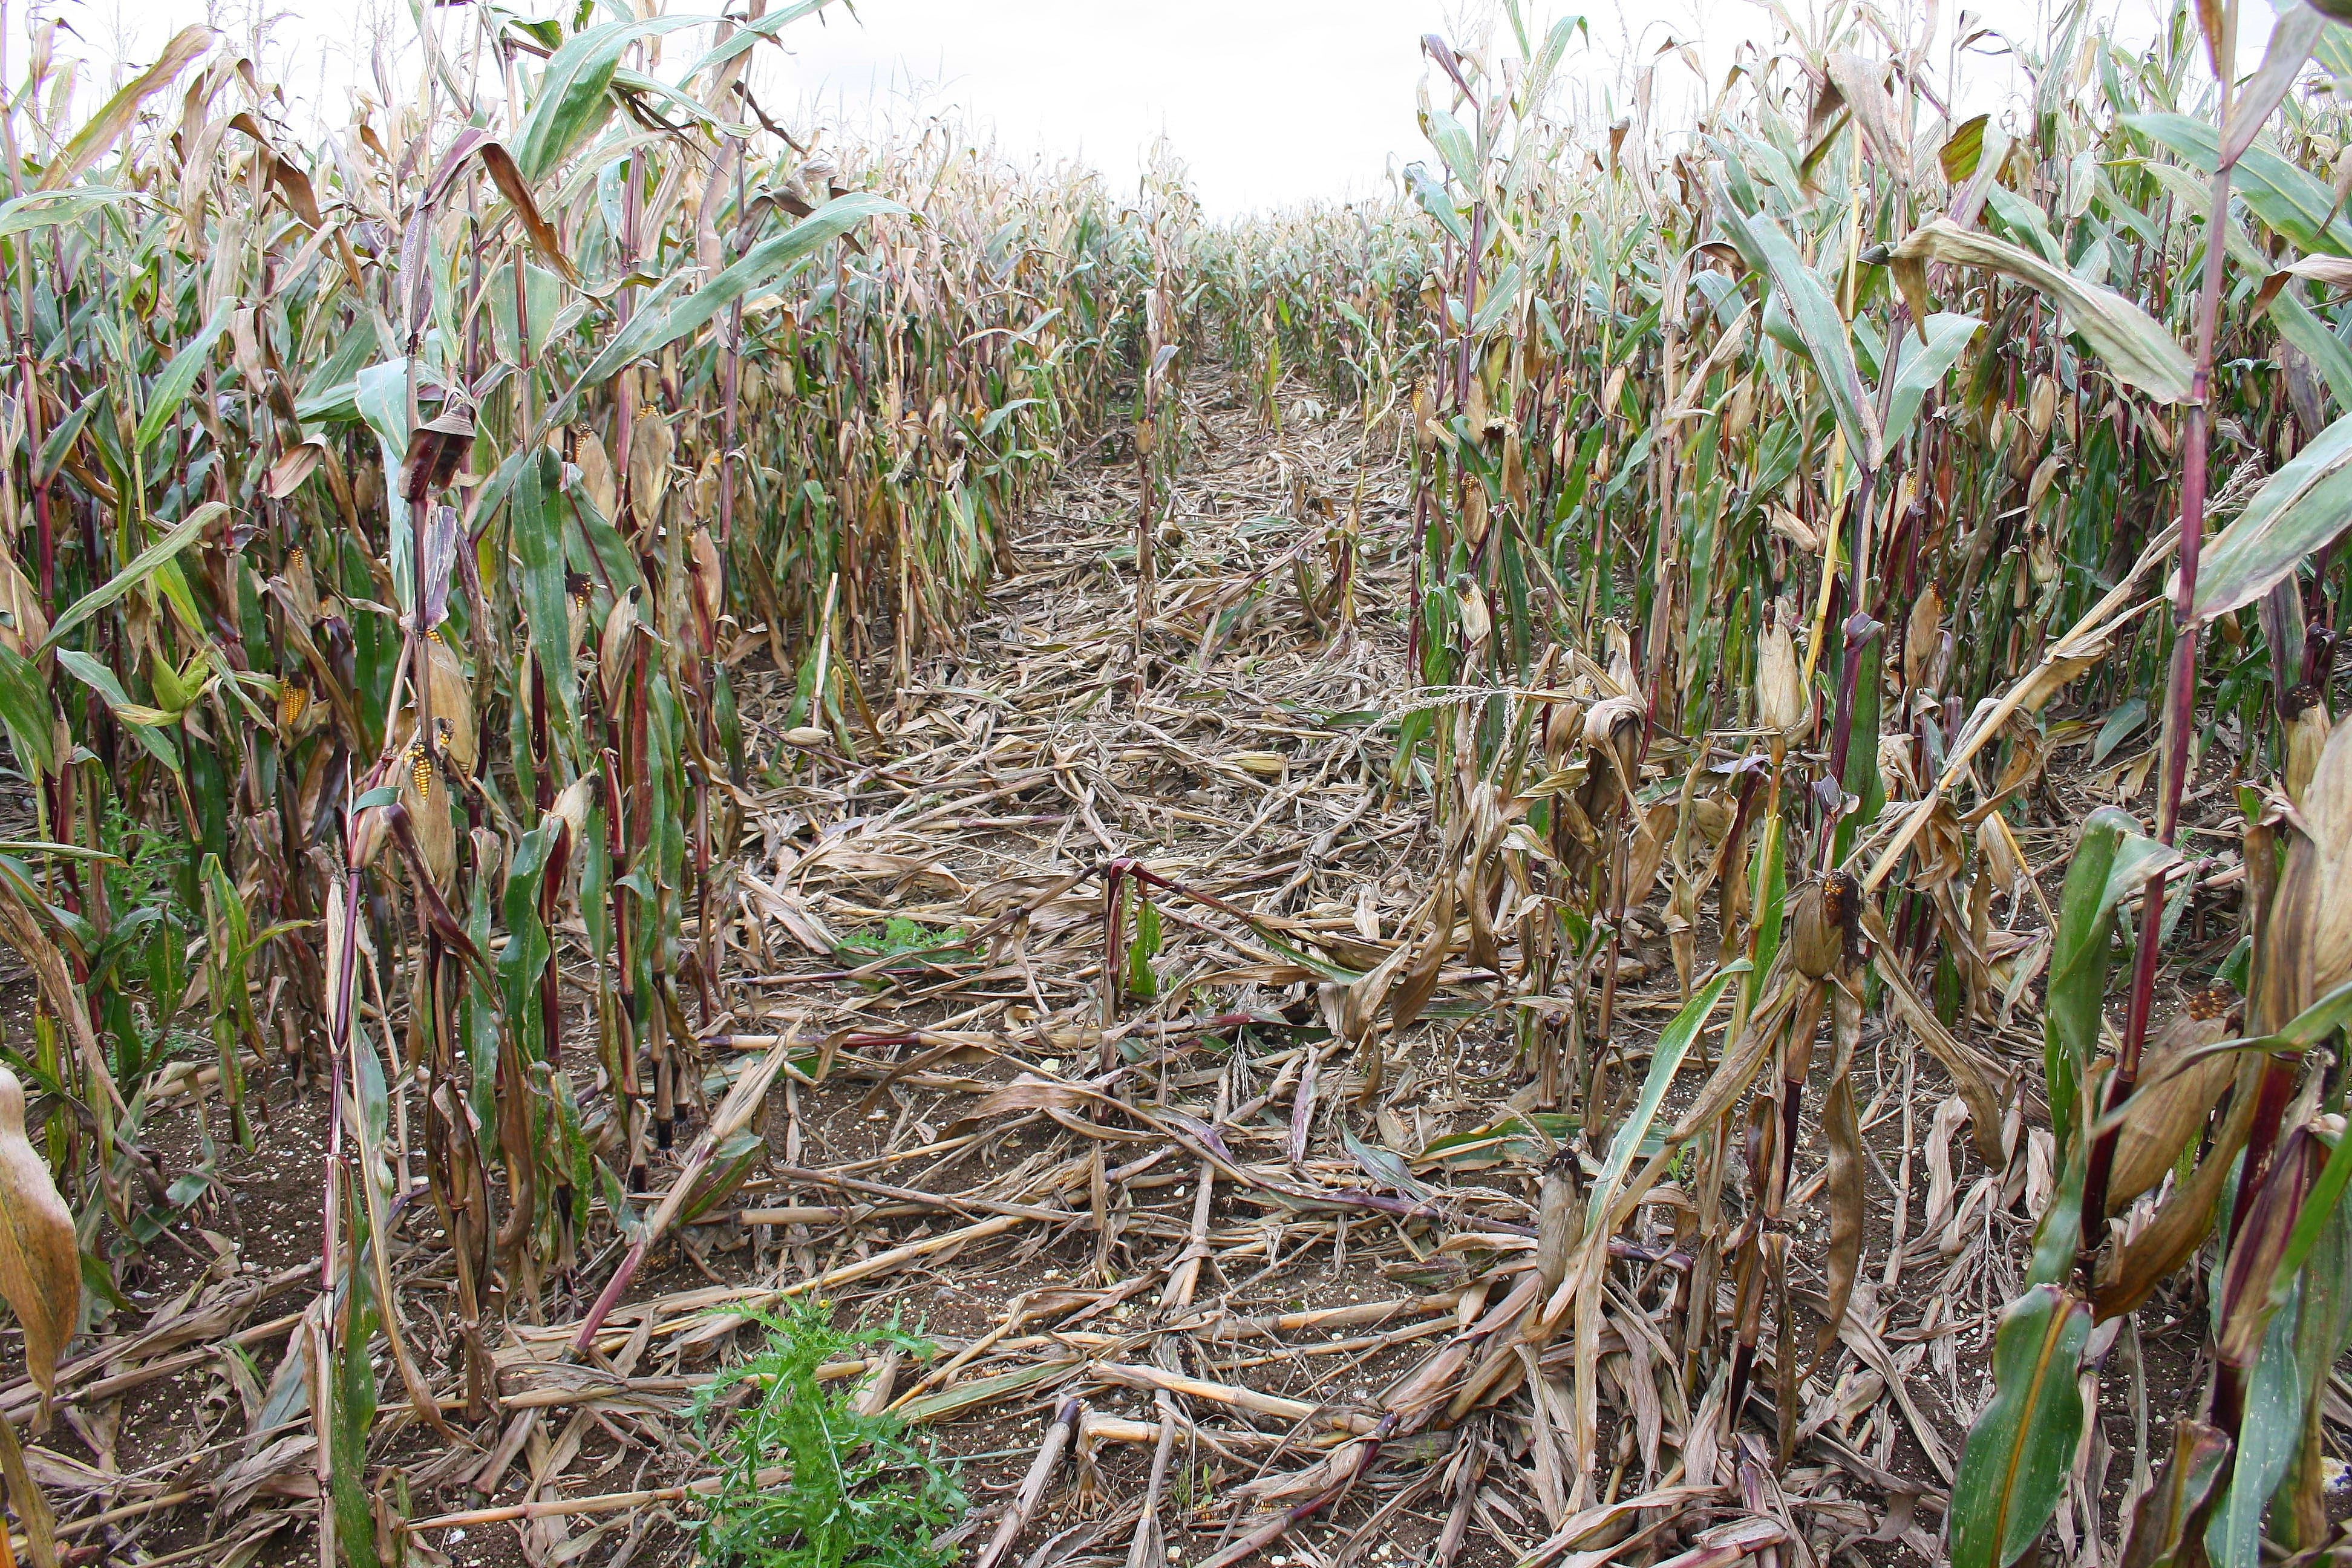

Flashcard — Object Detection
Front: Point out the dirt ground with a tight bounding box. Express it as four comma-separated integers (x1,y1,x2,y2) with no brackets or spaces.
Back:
5,362,2317,1568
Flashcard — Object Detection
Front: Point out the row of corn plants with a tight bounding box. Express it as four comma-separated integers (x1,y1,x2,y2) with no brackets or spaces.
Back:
0,7,1166,1546
1204,0,2352,1560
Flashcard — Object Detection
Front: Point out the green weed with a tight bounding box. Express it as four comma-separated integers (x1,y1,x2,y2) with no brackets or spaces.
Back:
690,1299,964,1568
839,917,972,962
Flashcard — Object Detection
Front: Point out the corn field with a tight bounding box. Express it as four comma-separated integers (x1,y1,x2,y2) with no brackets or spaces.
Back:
2,1,2352,1566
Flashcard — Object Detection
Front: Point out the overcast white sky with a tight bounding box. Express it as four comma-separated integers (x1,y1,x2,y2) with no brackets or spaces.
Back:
40,0,2263,214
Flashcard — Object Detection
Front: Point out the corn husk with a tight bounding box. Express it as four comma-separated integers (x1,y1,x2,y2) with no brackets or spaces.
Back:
574,429,618,520
1533,1153,1582,1297
1756,614,1806,737
400,749,457,888
2285,684,2328,806
600,590,642,702
1581,695,1645,814
0,541,47,656
1903,584,1943,693
423,635,475,777
2027,373,2058,443
1542,697,1586,770
1789,872,1857,979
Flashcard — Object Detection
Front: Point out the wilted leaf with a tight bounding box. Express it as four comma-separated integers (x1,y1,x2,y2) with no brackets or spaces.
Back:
2119,1419,2229,1568
39,25,211,191
1890,220,2194,402
1815,1041,1865,1364
0,1065,82,1424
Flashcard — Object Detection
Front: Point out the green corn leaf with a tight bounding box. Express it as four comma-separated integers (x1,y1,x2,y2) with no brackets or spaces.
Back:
2193,408,2352,625
1947,1283,2093,1568
35,392,100,490
2271,290,2352,413
1406,163,1469,244
1720,203,1883,471
2092,698,2150,767
39,503,227,655
1125,892,1161,1000
1984,184,2067,265
0,641,54,777
512,448,577,728
1885,312,1984,446
679,0,838,79
2207,1294,2304,1568
609,67,753,140
565,192,903,400
52,650,178,728
1422,106,1482,192
2129,112,2352,256
2221,3,2328,168
511,17,705,185
2267,1122,2352,1321
332,1256,383,1568
1889,220,2194,403
2259,973,2352,1053
0,186,138,240
1519,15,1589,112
133,302,234,452
1586,959,1748,1230
499,820,560,1062
2045,807,2167,1154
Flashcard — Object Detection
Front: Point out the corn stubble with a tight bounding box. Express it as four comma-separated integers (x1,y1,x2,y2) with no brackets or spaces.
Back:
2,1,2352,1567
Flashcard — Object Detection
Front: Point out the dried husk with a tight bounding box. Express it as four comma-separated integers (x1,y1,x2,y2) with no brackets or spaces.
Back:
0,540,47,656
1814,981,1866,1364
423,634,475,777
1788,872,1857,979
629,409,675,522
1533,1152,1582,1298
599,590,642,704
2105,990,2237,1213
1580,695,1645,817
1542,697,1586,770
400,754,457,889
1756,614,1806,737
2028,373,2058,443
1903,584,1943,693
2284,683,2328,806
2096,1053,2262,1321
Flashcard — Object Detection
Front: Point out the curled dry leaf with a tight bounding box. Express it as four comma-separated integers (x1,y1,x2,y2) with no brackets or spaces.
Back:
1814,982,1866,1367
2104,990,2236,1214
0,1065,81,1425
2096,1056,2261,1321
2259,710,2352,1028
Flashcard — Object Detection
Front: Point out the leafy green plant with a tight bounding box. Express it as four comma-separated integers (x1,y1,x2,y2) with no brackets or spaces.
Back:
838,916,970,962
691,1299,964,1568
